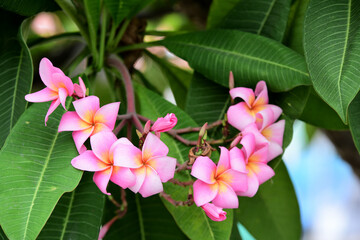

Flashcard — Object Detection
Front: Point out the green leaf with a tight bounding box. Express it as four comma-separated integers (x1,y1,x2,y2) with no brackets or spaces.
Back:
0,16,33,148
207,0,240,29
84,0,100,62
236,161,301,240
348,92,360,153
145,50,191,109
186,72,229,125
304,0,360,123
104,193,188,240
37,172,105,239
209,0,292,42
300,88,348,130
135,84,234,240
162,29,310,92
104,0,152,25
0,228,7,240
0,102,82,240
0,0,59,16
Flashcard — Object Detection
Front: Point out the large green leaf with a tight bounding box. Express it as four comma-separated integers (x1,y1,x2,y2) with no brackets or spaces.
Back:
162,30,310,92
84,0,100,62
37,172,105,239
236,161,301,240
304,0,360,123
207,0,240,28
104,192,188,240
135,84,234,240
348,92,360,153
0,0,58,16
0,16,33,148
0,102,82,240
209,0,292,42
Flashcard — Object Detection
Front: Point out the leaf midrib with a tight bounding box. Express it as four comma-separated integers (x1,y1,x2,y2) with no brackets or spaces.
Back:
135,195,146,240
166,40,309,77
257,0,276,35
59,190,76,240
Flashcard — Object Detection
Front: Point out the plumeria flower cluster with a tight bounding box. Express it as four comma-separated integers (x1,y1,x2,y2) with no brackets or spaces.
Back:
190,76,284,221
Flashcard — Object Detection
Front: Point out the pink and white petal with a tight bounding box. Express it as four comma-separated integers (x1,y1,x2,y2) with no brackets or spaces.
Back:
242,123,268,145
255,108,275,131
72,127,94,153
94,102,120,130
92,123,112,136
73,96,100,123
227,103,255,131
93,168,112,195
58,88,68,110
236,171,259,197
25,88,58,102
147,156,176,182
51,72,74,95
79,77,86,94
142,133,169,159
129,166,147,193
249,162,275,184
262,120,285,146
218,169,248,192
110,166,136,189
138,167,163,197
253,81,269,106
267,104,282,122
39,58,61,91
109,137,135,156
229,87,255,108
71,150,109,171
90,131,117,164
249,144,268,163
191,156,216,184
44,99,60,125
267,142,283,162
193,180,218,207
229,147,247,173
216,147,230,176
58,111,91,132
112,143,142,168
240,133,255,159
212,181,239,209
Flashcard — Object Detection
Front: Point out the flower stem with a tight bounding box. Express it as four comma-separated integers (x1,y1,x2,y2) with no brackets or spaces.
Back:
160,192,194,206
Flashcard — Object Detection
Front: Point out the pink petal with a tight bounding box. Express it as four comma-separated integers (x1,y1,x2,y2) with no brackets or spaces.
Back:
216,147,230,176
255,108,275,130
229,87,255,108
112,142,142,168
240,133,255,159
242,123,268,145
150,113,178,132
229,147,247,173
142,133,169,159
94,102,120,130
51,72,74,96
147,156,176,182
129,166,146,193
267,142,283,162
74,77,86,98
193,180,218,207
262,120,285,146
201,203,227,222
110,166,136,189
25,87,58,102
237,171,259,197
268,105,282,122
253,81,269,106
191,156,216,184
218,169,248,192
72,127,94,153
248,162,275,184
44,99,60,125
94,168,112,195
138,166,163,197
212,181,238,209
227,102,255,131
109,137,135,156
39,58,63,91
92,123,112,135
249,144,268,163
58,88,68,110
71,150,109,171
58,111,91,132
90,131,117,164
73,96,100,123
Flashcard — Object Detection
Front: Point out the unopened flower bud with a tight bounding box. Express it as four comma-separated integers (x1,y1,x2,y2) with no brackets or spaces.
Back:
151,113,177,132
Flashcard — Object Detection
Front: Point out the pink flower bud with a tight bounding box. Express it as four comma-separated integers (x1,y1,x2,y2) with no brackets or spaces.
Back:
201,203,227,222
74,77,86,98
151,113,177,132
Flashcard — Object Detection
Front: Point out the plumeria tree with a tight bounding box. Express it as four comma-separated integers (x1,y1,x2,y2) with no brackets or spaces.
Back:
0,0,359,239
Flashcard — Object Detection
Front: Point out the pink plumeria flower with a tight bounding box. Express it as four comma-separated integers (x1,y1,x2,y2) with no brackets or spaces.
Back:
201,203,227,222
230,134,274,197
74,77,86,98
151,113,177,133
58,96,120,153
25,58,74,125
113,133,177,197
227,81,282,130
191,147,248,209
71,132,136,195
